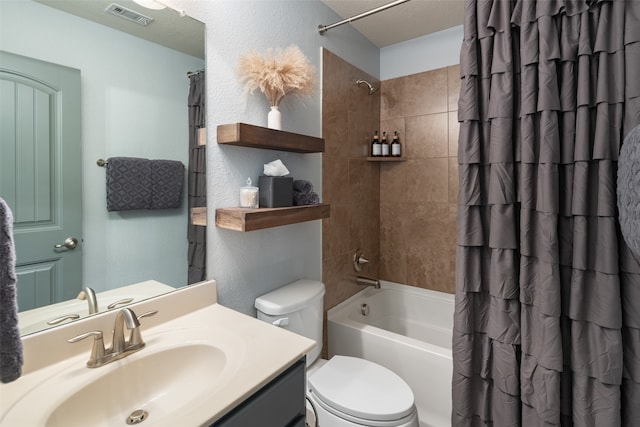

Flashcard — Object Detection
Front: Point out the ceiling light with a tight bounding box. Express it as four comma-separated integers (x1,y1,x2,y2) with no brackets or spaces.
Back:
132,0,166,10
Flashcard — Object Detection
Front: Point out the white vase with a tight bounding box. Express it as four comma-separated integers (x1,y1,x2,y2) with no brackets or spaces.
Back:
267,105,282,130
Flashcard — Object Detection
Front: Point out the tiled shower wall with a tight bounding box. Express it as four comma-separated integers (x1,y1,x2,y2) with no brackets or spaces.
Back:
322,49,381,314
322,48,461,309
379,65,460,294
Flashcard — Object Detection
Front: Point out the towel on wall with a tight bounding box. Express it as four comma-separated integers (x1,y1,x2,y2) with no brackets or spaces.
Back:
106,157,184,211
0,198,23,383
150,160,184,209
106,157,152,211
618,124,640,260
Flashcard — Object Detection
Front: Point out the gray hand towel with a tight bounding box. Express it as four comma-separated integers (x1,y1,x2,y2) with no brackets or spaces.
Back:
150,160,184,209
106,157,152,211
618,124,640,260
0,198,23,383
293,190,320,206
293,180,314,194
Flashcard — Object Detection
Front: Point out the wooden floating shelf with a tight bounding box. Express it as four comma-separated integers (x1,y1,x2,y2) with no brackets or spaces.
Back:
217,123,324,153
197,127,207,146
190,207,207,226
366,157,406,162
215,204,330,232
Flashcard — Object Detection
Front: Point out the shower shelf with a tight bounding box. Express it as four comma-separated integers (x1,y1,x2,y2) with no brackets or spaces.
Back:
366,157,406,162
217,123,324,153
215,204,330,232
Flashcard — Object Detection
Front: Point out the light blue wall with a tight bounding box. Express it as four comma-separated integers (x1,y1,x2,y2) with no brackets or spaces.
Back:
166,0,380,315
1,0,204,292
4,0,454,315
380,25,464,79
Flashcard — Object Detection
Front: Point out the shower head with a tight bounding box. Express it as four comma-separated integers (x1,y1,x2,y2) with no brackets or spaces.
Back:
356,79,378,95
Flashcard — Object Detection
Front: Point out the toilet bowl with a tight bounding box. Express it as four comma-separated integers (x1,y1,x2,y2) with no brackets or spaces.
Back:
306,356,418,427
255,280,419,427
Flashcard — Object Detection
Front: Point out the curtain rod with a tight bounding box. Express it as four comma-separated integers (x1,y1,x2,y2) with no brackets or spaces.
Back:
318,0,412,34
187,69,204,77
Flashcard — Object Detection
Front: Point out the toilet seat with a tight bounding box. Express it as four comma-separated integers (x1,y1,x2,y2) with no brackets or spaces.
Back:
308,356,416,423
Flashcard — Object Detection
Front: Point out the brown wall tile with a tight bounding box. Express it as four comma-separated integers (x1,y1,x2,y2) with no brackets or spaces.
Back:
406,113,448,159
323,157,349,206
448,157,459,204
322,204,349,261
324,48,460,319
322,47,380,323
379,201,408,283
406,158,448,203
405,203,451,291
447,65,461,112
379,66,459,296
381,77,406,120
448,112,460,157
403,68,448,117
380,162,407,204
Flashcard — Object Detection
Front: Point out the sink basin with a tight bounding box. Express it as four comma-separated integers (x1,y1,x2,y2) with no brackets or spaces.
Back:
1,327,245,427
47,344,225,426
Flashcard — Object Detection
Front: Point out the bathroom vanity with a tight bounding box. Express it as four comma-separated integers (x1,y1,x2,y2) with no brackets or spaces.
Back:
0,281,314,426
212,358,306,427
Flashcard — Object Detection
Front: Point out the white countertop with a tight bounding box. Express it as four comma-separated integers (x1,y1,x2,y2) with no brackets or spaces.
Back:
0,281,315,426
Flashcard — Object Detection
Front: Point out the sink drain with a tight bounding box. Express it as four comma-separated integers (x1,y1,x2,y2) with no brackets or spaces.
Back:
126,409,149,425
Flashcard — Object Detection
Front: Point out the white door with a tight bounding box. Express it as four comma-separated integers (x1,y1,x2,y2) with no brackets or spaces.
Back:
0,51,82,310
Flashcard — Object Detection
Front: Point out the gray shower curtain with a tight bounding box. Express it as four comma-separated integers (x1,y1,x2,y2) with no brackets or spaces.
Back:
187,71,206,284
453,0,640,425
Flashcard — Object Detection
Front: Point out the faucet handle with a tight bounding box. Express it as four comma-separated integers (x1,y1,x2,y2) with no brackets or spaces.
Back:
128,310,159,349
68,331,108,368
136,310,158,321
107,298,135,310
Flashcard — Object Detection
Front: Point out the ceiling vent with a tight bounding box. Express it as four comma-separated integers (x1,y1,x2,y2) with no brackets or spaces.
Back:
105,3,154,26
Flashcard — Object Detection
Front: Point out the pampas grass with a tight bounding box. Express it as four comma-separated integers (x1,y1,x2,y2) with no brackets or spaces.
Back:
237,45,315,107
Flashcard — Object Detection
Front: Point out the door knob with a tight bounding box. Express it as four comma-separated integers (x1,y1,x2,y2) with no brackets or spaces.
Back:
54,237,79,250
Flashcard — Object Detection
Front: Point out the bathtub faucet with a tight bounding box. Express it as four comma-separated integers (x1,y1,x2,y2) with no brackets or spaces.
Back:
356,276,380,289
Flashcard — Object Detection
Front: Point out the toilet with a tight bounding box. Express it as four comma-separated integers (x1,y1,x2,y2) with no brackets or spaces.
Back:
255,279,419,427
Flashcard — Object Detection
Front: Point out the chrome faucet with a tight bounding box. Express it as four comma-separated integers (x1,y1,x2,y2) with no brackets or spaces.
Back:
68,307,157,368
111,307,141,354
77,287,99,314
356,276,381,289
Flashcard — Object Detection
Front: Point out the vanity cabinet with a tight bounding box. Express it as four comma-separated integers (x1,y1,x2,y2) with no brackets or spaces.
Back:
211,358,306,427
213,123,330,231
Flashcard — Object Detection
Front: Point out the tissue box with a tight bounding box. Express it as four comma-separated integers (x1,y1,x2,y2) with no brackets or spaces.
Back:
258,176,293,208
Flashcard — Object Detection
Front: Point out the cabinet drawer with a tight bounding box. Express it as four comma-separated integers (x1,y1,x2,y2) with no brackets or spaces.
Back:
212,358,306,427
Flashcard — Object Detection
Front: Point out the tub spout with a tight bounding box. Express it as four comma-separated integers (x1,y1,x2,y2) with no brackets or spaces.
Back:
356,276,380,289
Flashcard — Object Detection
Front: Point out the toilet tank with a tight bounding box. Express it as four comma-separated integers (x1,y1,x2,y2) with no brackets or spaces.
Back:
255,280,325,366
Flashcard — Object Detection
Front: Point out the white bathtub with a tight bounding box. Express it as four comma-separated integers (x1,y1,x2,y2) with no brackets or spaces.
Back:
327,281,454,427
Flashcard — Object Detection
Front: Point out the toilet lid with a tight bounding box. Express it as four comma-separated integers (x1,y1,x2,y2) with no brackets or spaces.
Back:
308,356,415,422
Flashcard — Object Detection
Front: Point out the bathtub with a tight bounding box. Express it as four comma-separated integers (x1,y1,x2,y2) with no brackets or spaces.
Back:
327,281,454,427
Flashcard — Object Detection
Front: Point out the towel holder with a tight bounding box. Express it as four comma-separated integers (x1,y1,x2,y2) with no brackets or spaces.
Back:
96,159,108,167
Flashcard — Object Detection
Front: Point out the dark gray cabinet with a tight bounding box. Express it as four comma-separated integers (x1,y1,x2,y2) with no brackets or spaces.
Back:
211,358,306,427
